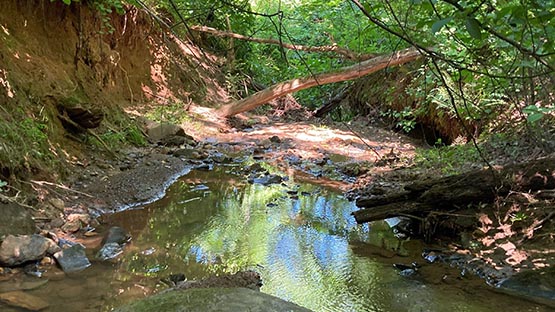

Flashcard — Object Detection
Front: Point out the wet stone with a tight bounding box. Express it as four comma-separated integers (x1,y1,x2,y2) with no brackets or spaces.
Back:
191,184,210,192
102,226,130,245
145,121,189,143
159,135,195,147
497,267,555,308
53,244,91,273
114,287,313,312
269,135,281,143
0,291,49,311
249,174,286,186
50,218,64,228
0,202,37,238
246,163,266,174
61,213,91,233
96,242,123,261
172,148,202,159
0,277,49,293
48,198,65,211
23,263,44,278
96,226,130,261
210,152,231,163
0,235,60,267
61,219,81,233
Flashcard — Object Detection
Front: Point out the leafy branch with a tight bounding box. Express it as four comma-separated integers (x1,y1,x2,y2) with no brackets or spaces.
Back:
190,25,377,61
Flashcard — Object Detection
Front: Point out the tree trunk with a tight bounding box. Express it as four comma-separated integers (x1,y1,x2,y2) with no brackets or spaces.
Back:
353,157,555,223
216,47,422,117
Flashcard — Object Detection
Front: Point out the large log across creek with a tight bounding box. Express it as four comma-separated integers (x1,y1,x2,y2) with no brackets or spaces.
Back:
353,157,555,223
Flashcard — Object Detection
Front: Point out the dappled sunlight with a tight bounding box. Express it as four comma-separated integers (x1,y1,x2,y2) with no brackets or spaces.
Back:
211,120,419,167
470,192,555,274
0,68,15,98
145,38,175,102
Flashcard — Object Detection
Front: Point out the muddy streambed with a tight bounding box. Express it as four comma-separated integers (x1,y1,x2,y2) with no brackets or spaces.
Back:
2,166,550,311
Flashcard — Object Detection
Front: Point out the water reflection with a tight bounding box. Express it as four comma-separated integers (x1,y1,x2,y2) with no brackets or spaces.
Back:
105,167,547,312
112,168,379,311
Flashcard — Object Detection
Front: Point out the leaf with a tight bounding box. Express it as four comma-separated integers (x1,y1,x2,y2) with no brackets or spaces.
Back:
465,17,482,39
527,113,544,123
523,105,539,114
62,0,71,4
431,17,453,34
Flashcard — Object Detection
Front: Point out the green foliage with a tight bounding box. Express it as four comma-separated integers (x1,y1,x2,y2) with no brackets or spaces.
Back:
414,143,480,175
510,211,528,222
0,104,56,173
54,0,127,33
523,105,555,123
244,1,388,105
0,180,7,192
372,1,554,120
145,100,195,125
240,0,555,135
94,124,146,148
91,0,126,34
382,107,416,133
148,0,254,55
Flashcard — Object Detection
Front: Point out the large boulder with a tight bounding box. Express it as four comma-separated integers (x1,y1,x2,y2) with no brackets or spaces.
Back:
143,120,195,145
114,287,313,312
0,202,37,238
0,234,60,266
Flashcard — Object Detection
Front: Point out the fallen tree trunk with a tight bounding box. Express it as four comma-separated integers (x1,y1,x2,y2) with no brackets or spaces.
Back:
217,47,422,117
353,157,555,223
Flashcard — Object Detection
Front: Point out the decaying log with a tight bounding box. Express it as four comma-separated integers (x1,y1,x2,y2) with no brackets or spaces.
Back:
353,157,555,223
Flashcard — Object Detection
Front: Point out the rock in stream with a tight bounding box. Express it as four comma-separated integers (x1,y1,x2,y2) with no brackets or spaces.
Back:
114,288,312,312
0,235,59,267
96,226,130,261
53,243,91,273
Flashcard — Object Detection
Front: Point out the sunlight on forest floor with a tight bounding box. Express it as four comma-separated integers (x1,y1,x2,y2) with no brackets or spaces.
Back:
184,105,420,166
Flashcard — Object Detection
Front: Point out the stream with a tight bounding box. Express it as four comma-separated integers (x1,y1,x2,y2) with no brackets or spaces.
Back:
4,165,550,311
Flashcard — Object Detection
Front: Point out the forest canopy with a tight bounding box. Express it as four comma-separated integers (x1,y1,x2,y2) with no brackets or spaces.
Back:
58,0,555,132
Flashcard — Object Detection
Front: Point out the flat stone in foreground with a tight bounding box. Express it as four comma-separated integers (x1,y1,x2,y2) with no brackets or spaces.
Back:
114,287,313,312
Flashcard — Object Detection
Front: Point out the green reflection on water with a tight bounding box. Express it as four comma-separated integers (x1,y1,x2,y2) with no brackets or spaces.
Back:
116,167,386,311
109,167,545,312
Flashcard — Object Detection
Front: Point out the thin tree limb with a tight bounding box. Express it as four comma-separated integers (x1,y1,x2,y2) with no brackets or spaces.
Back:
190,25,377,61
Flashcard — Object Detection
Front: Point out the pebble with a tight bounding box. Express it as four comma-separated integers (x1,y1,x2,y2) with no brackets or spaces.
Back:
48,198,65,211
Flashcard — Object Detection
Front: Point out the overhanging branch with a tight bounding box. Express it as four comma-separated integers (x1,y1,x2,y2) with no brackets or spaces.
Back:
190,25,377,61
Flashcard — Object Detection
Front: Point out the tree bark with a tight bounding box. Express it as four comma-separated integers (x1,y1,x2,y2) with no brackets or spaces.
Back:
353,157,555,223
217,47,422,117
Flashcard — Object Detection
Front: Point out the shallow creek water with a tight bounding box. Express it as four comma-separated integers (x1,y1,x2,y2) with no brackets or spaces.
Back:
5,166,550,311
